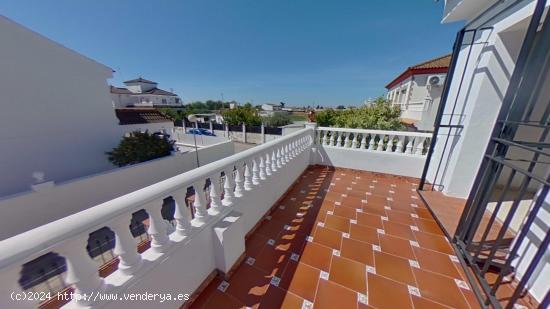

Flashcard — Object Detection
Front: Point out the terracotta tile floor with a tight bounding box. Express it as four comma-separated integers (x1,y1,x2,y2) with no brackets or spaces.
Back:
189,166,479,309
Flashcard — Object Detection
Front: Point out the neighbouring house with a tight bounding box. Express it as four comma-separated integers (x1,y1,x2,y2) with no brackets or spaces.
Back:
114,108,174,133
385,54,451,131
261,103,283,111
110,77,182,108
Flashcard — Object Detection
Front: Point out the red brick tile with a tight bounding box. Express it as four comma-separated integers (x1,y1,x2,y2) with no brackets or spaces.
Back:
340,237,375,266
314,278,358,309
329,255,367,293
313,226,342,250
374,251,416,286
378,233,416,260
413,268,469,309
300,241,333,272
279,261,319,302
367,273,413,309
350,223,380,245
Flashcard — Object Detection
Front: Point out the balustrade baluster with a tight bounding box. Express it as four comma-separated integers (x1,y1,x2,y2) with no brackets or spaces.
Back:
252,158,260,185
209,173,223,211
344,132,350,147
234,164,245,197
329,131,336,146
415,137,425,155
405,137,414,154
146,200,171,251
322,131,329,145
360,134,367,149
395,136,405,153
174,189,193,236
112,216,142,275
265,153,272,176
223,167,235,206
57,236,104,306
271,150,278,172
276,148,283,168
244,161,253,190
368,134,376,150
386,135,394,152
336,132,343,147
376,135,385,151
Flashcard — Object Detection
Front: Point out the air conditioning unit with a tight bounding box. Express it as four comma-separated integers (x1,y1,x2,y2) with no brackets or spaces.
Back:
427,75,445,87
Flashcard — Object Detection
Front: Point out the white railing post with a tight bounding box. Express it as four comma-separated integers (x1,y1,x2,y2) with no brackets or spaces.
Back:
385,135,394,152
173,189,192,236
112,216,142,275
276,148,283,169
360,134,367,149
244,161,253,191
146,201,171,252
265,153,272,176
57,236,104,305
271,150,278,172
191,182,208,223
344,132,350,148
396,136,404,153
336,131,343,147
330,131,336,146
405,137,414,154
222,168,235,206
415,137,425,155
259,155,267,180
376,135,384,151
234,164,245,197
368,134,376,150
209,173,223,212
252,158,260,185
322,130,329,145
352,133,358,148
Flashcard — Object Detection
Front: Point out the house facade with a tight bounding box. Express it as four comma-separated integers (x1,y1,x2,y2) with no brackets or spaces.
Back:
110,78,182,108
386,54,451,131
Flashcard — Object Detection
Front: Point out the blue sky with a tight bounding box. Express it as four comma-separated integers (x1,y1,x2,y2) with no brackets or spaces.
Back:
1,0,462,106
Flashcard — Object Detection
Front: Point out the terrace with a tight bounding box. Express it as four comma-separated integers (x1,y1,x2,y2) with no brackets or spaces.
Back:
0,124,539,308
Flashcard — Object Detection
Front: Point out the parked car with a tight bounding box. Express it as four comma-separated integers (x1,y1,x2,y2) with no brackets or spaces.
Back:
186,128,216,136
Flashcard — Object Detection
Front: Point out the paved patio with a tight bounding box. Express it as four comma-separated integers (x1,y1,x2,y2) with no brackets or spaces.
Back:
189,166,479,309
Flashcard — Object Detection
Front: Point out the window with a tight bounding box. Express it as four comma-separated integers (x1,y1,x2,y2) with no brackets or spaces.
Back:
162,98,167,104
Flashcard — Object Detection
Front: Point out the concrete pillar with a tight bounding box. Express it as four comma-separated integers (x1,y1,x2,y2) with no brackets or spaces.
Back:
261,124,265,144
242,123,246,143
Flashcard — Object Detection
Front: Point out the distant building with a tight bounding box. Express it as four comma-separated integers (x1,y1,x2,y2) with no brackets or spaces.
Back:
261,103,283,111
385,54,451,131
110,77,183,108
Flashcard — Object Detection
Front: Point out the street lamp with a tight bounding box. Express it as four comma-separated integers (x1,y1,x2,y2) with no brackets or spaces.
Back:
187,115,200,168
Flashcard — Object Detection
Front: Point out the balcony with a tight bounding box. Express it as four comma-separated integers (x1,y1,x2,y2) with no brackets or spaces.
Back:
0,125,535,308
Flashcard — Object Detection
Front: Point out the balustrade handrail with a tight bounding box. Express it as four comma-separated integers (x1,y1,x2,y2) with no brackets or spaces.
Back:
316,127,432,138
0,127,313,270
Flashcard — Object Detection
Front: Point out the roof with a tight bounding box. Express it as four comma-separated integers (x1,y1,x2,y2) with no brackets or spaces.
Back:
123,77,157,84
141,88,178,96
385,54,452,89
114,108,173,125
110,86,132,94
109,85,178,97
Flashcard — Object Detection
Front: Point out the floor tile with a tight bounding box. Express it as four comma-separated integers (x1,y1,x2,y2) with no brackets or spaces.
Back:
279,261,319,301
356,212,384,229
412,246,461,279
386,209,416,225
254,246,290,277
374,251,416,286
299,241,333,272
323,214,351,233
383,221,416,240
414,218,444,235
378,233,416,260
411,295,451,309
313,277,358,309
329,255,367,293
350,223,380,245
367,273,413,309
414,231,454,255
413,268,469,309
246,233,269,258
332,205,358,220
313,225,342,250
225,264,271,307
340,237,374,266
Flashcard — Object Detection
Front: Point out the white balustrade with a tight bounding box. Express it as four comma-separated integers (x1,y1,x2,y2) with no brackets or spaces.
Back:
0,128,314,309
315,127,431,156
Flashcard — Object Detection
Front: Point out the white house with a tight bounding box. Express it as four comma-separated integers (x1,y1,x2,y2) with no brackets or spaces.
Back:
385,54,451,131
261,103,283,111
110,77,182,108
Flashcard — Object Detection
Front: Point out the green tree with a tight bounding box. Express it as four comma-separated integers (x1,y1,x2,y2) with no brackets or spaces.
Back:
106,131,174,167
262,112,291,127
221,107,262,125
315,97,403,130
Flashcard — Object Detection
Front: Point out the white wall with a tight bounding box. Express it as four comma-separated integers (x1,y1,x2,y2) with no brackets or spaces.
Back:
427,2,541,198
0,141,234,240
0,16,160,198
311,146,427,178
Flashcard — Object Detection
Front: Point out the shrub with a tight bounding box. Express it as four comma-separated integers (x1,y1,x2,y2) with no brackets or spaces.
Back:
315,97,403,130
107,131,174,167
221,106,262,125
262,112,292,127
